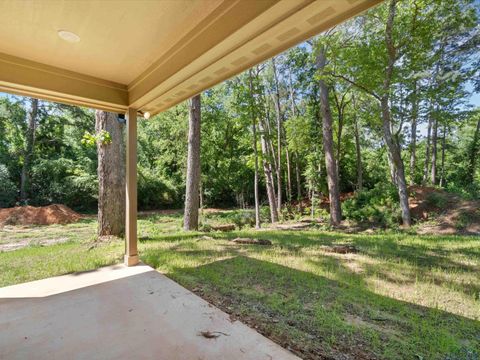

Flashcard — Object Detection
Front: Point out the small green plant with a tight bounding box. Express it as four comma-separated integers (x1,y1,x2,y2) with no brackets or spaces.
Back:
231,210,255,229
425,192,448,209
81,130,112,146
313,208,329,220
455,212,472,230
199,222,212,232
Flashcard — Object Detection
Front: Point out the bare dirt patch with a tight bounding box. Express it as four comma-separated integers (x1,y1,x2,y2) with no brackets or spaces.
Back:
0,204,82,227
0,236,71,252
409,186,480,235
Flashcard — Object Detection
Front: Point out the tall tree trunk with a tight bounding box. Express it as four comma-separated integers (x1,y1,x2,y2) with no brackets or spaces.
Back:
387,150,398,186
336,112,343,180
381,0,411,227
439,123,447,187
353,102,363,191
316,45,342,225
96,110,125,237
288,67,302,202
295,152,302,201
288,68,297,118
430,115,438,185
259,118,278,222
466,117,480,183
199,181,204,211
271,58,283,213
184,95,201,231
248,70,261,228
285,148,292,202
262,95,278,196
423,110,432,185
409,80,418,185
20,98,38,203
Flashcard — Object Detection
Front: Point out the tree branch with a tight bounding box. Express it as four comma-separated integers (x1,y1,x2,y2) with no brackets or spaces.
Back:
328,72,381,101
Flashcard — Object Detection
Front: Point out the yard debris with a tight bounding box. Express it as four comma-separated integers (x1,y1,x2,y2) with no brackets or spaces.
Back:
270,223,312,230
321,244,358,254
299,219,323,224
211,224,236,232
231,237,272,245
0,204,82,227
197,330,230,339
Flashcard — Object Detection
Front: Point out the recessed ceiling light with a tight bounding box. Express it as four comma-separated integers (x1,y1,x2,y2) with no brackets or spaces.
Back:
57,30,80,43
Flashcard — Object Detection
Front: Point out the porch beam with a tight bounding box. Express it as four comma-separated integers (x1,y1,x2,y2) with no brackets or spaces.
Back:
0,52,128,113
125,108,139,266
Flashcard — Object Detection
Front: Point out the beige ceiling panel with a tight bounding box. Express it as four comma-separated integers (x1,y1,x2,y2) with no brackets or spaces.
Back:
0,0,382,113
0,52,128,112
132,0,382,114
127,0,283,105
0,0,225,84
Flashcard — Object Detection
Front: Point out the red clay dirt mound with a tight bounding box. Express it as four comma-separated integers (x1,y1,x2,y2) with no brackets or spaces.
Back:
0,204,82,227
409,185,447,220
409,185,480,235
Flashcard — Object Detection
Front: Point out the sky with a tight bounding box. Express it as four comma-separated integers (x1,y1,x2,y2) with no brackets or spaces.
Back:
467,84,480,108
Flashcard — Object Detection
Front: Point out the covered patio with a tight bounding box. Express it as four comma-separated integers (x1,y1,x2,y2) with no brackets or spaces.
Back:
0,0,380,358
0,263,299,359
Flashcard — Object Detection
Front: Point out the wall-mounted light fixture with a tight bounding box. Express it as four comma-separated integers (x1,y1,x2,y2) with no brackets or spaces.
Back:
117,113,126,124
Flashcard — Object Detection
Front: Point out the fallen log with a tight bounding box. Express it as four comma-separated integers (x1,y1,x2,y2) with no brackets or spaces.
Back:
321,244,358,254
211,224,235,232
231,237,272,245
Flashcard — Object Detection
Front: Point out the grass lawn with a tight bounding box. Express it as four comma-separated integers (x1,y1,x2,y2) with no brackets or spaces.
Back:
1,210,479,359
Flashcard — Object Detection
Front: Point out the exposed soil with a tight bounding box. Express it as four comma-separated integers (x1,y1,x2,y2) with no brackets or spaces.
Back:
0,235,71,252
409,186,480,235
0,204,82,227
288,186,480,235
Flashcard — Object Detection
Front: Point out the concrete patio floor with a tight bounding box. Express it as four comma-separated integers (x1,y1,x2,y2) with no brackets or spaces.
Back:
0,263,299,360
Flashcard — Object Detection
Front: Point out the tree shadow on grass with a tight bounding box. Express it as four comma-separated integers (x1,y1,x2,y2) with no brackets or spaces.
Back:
141,244,480,360
218,230,479,274
142,229,480,301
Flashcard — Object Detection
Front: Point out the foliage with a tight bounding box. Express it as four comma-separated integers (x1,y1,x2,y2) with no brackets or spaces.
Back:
30,158,98,210
81,130,111,146
425,191,448,208
0,164,17,207
0,0,478,213
137,166,179,209
342,183,401,227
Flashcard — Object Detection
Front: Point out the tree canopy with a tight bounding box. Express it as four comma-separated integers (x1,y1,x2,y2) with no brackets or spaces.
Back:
0,0,478,224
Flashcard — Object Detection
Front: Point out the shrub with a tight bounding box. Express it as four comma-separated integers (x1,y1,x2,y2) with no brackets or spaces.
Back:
30,158,97,210
230,210,255,229
342,183,401,227
445,182,480,201
201,209,256,229
425,192,448,209
138,167,180,209
260,206,274,223
0,164,17,207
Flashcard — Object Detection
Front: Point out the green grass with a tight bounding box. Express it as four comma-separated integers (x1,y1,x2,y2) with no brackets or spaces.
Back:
1,210,479,359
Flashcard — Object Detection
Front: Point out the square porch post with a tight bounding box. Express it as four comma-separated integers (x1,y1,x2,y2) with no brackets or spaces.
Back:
125,107,139,266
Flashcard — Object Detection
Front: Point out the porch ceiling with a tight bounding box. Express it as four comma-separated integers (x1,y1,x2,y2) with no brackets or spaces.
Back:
0,0,381,115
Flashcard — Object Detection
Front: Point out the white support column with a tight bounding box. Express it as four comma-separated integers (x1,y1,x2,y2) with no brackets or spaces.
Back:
125,108,139,266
